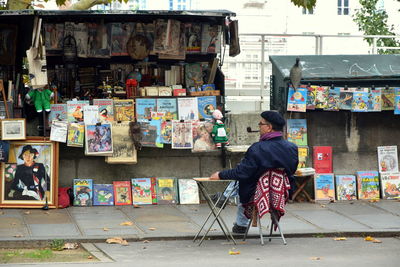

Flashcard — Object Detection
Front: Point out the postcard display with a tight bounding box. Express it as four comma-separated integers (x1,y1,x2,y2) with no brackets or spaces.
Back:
12,11,236,208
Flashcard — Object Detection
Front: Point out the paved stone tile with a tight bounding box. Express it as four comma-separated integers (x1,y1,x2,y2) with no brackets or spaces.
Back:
82,227,140,236
369,201,400,216
29,223,80,237
123,205,191,223
135,221,200,237
24,209,71,224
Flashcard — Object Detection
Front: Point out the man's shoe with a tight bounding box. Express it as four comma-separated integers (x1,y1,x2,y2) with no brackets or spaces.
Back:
232,223,247,234
210,192,227,209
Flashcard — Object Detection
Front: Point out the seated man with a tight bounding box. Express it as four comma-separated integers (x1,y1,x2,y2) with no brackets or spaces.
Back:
209,111,298,233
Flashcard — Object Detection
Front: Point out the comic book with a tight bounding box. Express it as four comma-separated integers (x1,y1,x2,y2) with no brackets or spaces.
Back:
85,124,113,156
377,146,398,173
368,88,382,112
114,99,135,121
395,87,400,115
93,99,114,123
172,120,193,149
67,100,89,123
73,179,93,206
338,87,354,110
156,177,178,204
286,119,307,146
67,122,85,147
287,87,307,112
83,105,99,125
106,122,137,164
192,121,216,152
335,175,357,200
156,98,177,120
315,86,328,109
131,178,157,205
380,173,400,199
297,146,308,169
198,96,217,120
73,23,88,58
314,174,335,201
324,87,340,111
113,181,132,206
48,104,67,126
185,63,203,89
356,171,380,200
201,24,221,54
306,85,317,110
160,120,172,144
178,179,200,204
93,184,114,206
177,97,199,121
381,87,395,111
140,119,163,148
313,146,333,173
136,98,157,122
352,91,369,112
185,22,202,53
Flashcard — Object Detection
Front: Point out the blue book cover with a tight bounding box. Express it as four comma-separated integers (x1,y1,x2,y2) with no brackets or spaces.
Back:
198,96,217,120
156,98,177,120
356,171,380,200
287,119,307,146
314,174,335,201
287,87,307,112
352,92,369,112
368,88,382,112
93,184,114,206
335,175,357,200
339,88,353,110
201,84,215,91
73,179,93,206
136,98,157,122
324,87,340,111
395,87,400,115
140,119,163,148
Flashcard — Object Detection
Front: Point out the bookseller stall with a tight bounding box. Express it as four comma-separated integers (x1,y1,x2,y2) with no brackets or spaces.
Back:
0,9,240,208
270,54,400,201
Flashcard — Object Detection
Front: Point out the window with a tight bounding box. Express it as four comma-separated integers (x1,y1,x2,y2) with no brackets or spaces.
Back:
169,0,173,10
302,7,314,15
338,0,349,15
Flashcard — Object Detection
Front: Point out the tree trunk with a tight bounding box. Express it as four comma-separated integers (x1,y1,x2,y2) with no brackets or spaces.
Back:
70,0,110,10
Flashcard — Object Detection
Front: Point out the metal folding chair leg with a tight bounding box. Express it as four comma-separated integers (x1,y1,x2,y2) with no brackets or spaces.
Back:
268,211,287,245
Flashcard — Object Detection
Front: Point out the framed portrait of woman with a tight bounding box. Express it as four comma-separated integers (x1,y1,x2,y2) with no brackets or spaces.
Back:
0,138,59,208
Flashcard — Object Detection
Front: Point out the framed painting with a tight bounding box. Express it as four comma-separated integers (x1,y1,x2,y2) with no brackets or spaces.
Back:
1,118,26,140
0,24,17,65
0,138,59,208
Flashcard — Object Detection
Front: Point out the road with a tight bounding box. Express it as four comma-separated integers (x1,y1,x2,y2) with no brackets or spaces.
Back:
4,237,399,267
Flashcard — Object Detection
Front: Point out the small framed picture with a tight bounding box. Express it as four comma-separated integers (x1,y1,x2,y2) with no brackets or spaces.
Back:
1,119,26,140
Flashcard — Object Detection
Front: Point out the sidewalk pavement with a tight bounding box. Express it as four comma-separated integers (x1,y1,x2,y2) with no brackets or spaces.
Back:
0,200,399,246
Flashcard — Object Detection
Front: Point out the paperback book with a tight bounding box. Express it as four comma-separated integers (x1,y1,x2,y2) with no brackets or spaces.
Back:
131,178,156,205
314,173,335,201
338,87,354,110
306,85,317,110
93,184,114,206
315,86,328,109
73,179,93,206
377,145,398,173
113,181,132,205
156,98,177,120
380,173,400,199
156,177,178,204
178,179,200,204
335,175,357,200
368,88,382,112
356,171,380,200
352,92,369,112
287,119,307,146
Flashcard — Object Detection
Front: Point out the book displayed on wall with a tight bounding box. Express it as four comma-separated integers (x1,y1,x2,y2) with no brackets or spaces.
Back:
314,173,335,201
368,88,382,112
85,124,113,156
93,184,114,206
67,122,85,147
380,173,400,199
313,146,333,173
356,171,380,200
324,87,340,111
114,99,135,121
287,119,307,146
395,87,400,115
93,99,114,123
48,104,67,126
287,87,307,112
315,86,328,109
44,23,64,55
83,105,100,125
172,120,193,149
377,146,399,173
160,120,172,144
192,121,216,152
73,179,93,206
67,100,89,123
297,146,308,169
306,85,317,110
185,22,202,53
136,98,157,122
177,97,199,121
338,87,354,110
381,87,395,111
156,98,177,120
198,96,217,120
201,24,221,54
140,119,163,148
156,177,178,204
178,179,200,204
113,181,132,205
185,63,203,88
335,175,357,200
106,121,137,164
131,178,157,205
352,91,369,112
50,120,68,143
74,23,88,58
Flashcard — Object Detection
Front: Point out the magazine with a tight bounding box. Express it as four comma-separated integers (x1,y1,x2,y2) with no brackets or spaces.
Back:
201,24,221,54
93,99,114,123
83,105,100,125
67,100,89,123
114,99,135,121
172,120,193,149
192,121,215,152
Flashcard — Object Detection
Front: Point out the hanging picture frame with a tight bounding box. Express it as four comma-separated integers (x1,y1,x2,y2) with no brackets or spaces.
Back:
0,138,59,208
1,118,26,140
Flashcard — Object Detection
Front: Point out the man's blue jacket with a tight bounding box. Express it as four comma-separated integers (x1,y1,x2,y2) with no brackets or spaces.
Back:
219,136,298,204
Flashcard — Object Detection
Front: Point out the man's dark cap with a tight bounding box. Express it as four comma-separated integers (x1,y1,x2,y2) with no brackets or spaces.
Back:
260,111,286,127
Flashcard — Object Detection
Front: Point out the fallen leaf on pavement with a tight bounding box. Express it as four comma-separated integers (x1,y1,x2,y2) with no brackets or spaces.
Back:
63,243,79,250
88,255,93,259
121,240,129,246
44,211,50,214
120,221,133,226
106,237,127,244
103,227,110,231
368,199,379,203
310,257,321,260
372,239,382,243
133,204,141,208
143,240,149,243
24,211,30,215
229,250,240,255
148,227,156,231
320,205,326,208
333,237,347,241
14,234,23,238
364,236,374,241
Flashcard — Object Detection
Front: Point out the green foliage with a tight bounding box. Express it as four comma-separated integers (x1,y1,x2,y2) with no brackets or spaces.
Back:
49,239,65,251
24,249,52,260
353,0,400,54
290,0,316,11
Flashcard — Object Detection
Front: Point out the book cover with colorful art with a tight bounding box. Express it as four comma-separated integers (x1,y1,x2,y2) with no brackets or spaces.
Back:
160,120,172,144
287,87,307,112
136,98,157,122
93,99,114,123
67,100,89,123
67,123,85,147
184,63,203,88
377,146,398,173
338,87,354,110
156,98,177,120
306,85,317,110
201,24,221,54
140,119,163,148
131,178,157,205
192,121,215,152
313,146,333,173
113,181,132,205
198,96,217,120
352,92,369,112
335,175,357,200
178,179,200,204
380,173,400,199
381,87,395,111
297,146,308,169
356,171,380,200
368,88,381,112
48,104,67,126
85,124,113,156
315,86,328,109
172,120,193,149
314,174,335,201
324,87,340,111
287,119,307,146
177,97,199,121
185,22,202,53
93,184,114,206
395,87,400,115
114,99,135,121
156,177,178,204
73,179,93,206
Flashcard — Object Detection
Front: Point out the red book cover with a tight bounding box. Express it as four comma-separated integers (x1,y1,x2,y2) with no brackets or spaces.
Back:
313,146,333,173
151,177,158,205
113,181,132,205
173,89,186,96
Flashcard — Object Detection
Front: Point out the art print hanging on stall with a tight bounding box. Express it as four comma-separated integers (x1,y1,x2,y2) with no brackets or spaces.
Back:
85,124,113,156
